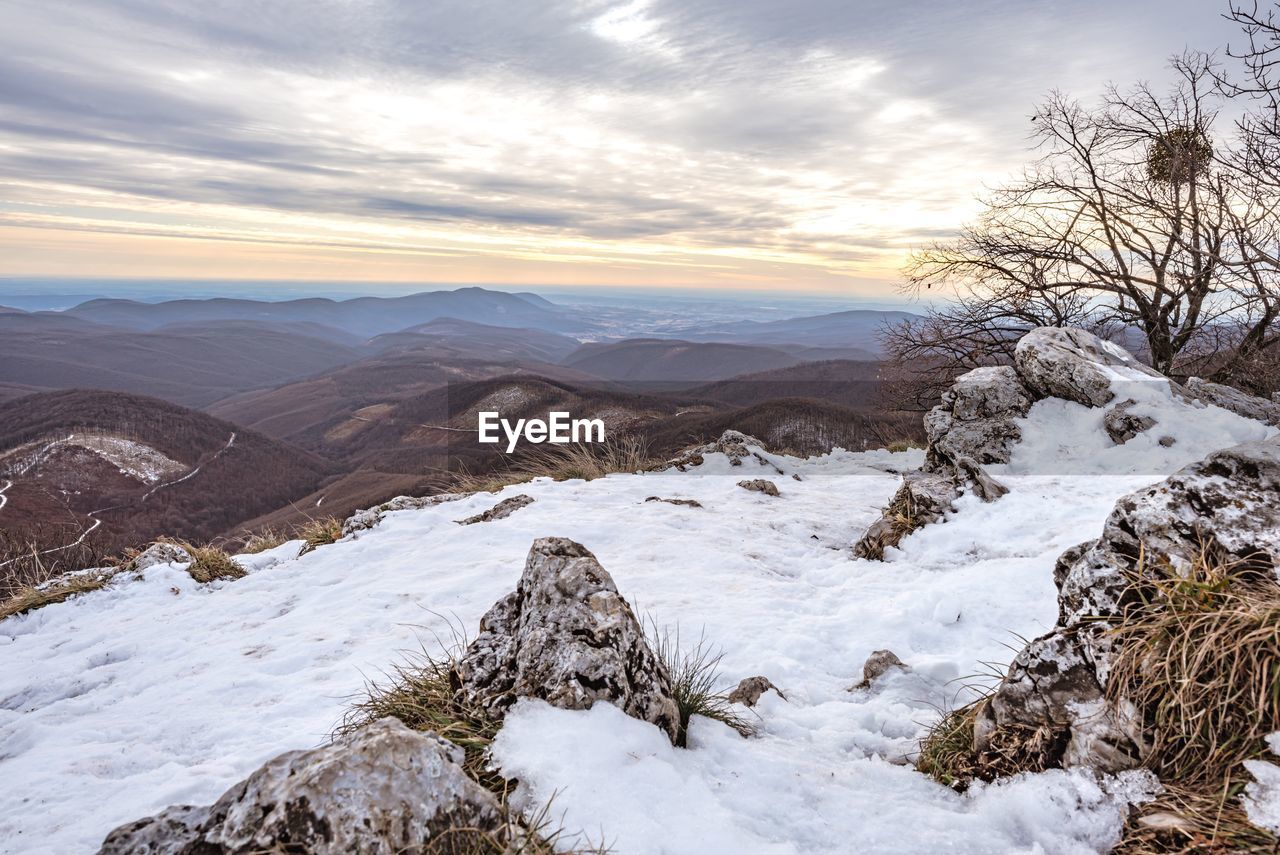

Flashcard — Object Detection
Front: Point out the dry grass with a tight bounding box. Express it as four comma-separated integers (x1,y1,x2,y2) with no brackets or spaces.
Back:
159,539,247,583
454,437,655,493
336,641,507,796
296,517,343,555
648,623,755,748
1106,544,1280,852
237,528,289,555
886,438,925,453
0,568,118,622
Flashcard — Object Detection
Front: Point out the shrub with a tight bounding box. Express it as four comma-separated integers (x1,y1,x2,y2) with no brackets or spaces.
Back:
296,517,343,555
647,623,754,748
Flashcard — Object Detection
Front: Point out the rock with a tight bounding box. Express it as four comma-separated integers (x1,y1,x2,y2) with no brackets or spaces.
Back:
737,479,779,497
924,366,1032,466
853,471,960,560
727,676,785,707
129,541,192,572
644,496,703,508
980,435,1280,774
1014,327,1166,408
954,456,1009,501
1187,377,1280,426
453,537,680,743
1103,399,1157,444
854,649,909,689
456,494,534,525
668,430,772,470
343,494,464,536
1158,435,1176,447
98,718,513,854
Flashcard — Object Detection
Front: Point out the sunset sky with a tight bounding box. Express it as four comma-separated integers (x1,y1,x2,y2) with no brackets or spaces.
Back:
0,0,1232,296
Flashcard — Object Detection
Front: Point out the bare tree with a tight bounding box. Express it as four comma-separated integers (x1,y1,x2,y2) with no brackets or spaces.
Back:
886,54,1280,392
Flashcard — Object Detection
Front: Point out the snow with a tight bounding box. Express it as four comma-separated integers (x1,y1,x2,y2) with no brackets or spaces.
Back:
0,389,1271,854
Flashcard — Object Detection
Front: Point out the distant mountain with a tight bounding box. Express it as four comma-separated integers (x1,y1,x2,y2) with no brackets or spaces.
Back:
0,305,25,315
512,291,557,308
560,339,802,382
367,318,580,363
0,314,368,407
0,390,330,566
688,309,920,351
64,286,588,337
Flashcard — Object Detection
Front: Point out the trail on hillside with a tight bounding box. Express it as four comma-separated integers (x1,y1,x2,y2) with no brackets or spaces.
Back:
0,432,237,569
0,480,10,512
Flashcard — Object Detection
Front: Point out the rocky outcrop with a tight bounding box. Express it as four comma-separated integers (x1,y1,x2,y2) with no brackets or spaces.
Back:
858,327,1185,560
456,494,534,525
343,494,464,536
737,479,779,497
924,366,1032,466
853,471,961,560
452,537,681,743
99,718,513,854
668,430,780,473
727,676,785,707
975,434,1280,773
128,541,192,572
1014,327,1166,408
1187,377,1280,426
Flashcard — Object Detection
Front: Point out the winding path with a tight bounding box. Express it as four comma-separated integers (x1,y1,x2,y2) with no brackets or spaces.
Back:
0,432,236,570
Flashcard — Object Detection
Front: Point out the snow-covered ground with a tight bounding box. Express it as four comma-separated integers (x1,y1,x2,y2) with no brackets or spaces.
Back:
0,395,1271,854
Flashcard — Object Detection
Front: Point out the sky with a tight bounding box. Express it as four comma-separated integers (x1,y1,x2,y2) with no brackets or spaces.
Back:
0,0,1241,297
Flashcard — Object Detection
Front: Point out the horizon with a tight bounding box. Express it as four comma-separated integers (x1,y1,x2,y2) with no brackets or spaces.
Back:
0,0,1230,298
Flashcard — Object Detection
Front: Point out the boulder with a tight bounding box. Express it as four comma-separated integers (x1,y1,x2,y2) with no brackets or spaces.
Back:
853,472,960,560
98,718,513,854
453,537,681,743
668,429,773,471
644,496,703,508
129,541,192,572
1102,399,1157,445
1187,377,1280,426
924,367,1032,466
853,649,909,689
456,494,534,525
1014,327,1166,408
737,479,779,497
727,676,785,707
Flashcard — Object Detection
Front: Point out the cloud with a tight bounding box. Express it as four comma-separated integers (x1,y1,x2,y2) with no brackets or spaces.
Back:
0,0,1239,291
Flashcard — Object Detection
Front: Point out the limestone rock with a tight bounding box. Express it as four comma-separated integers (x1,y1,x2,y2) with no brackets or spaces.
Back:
727,676,785,707
668,429,771,470
737,479,779,497
98,718,512,854
1014,327,1166,408
1187,377,1280,426
343,494,464,536
925,366,1032,466
453,537,680,743
456,494,534,525
854,649,909,689
644,496,703,508
129,541,192,572
1103,399,1157,445
853,472,960,560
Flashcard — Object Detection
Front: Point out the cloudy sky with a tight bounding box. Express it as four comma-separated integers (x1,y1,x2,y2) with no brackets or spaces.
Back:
0,0,1237,295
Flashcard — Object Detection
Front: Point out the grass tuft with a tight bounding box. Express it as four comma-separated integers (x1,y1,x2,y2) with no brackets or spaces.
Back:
0,568,117,622
160,539,246,583
296,517,343,555
454,438,655,493
336,640,507,796
237,528,289,555
647,622,755,748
